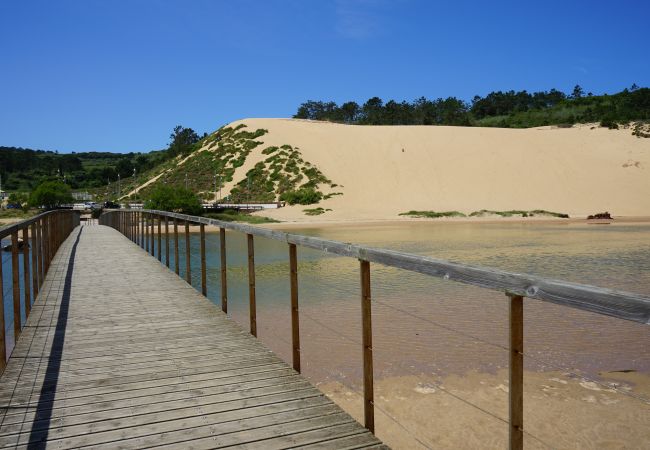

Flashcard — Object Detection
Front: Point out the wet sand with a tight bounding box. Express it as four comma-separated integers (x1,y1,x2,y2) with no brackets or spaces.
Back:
320,370,650,449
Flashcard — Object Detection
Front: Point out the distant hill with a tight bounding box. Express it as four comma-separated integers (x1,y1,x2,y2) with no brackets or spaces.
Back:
0,146,166,192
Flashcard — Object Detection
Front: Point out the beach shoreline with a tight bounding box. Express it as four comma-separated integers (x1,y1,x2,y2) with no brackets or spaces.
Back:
167,214,650,233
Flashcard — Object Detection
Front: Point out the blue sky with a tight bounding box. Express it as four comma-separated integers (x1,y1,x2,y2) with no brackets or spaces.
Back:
1,0,648,153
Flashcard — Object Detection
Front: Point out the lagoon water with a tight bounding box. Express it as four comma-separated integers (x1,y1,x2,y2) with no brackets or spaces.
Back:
165,221,650,386
3,221,649,384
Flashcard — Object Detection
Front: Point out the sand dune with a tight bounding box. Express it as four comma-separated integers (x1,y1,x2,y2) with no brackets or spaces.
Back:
221,119,650,221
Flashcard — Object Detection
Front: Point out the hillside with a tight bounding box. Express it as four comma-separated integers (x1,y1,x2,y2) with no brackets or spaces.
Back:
0,146,165,192
130,118,650,221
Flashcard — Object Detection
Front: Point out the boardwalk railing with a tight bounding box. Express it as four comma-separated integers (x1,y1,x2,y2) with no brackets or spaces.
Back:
100,209,650,449
0,210,80,374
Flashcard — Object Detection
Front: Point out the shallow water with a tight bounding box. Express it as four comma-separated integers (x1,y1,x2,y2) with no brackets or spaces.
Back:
4,222,649,387
154,221,650,388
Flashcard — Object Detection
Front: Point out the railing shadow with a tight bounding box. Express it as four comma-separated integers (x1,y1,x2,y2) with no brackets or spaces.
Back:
27,227,83,448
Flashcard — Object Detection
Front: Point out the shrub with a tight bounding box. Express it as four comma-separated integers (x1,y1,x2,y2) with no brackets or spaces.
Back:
144,185,202,215
398,210,466,218
29,180,73,209
600,117,619,129
280,188,323,205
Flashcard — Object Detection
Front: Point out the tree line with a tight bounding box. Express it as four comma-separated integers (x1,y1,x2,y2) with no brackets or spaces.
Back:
293,85,650,127
0,125,206,192
0,146,170,191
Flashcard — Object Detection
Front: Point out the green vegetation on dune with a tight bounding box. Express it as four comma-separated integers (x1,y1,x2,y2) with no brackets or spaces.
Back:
399,210,467,218
138,124,336,207
229,143,333,204
469,209,569,218
303,207,332,216
399,209,570,219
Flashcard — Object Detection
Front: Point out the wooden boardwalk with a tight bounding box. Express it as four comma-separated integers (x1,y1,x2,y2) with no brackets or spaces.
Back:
0,224,385,449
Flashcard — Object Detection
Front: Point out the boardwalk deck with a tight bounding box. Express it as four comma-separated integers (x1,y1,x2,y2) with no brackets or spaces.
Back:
0,224,385,449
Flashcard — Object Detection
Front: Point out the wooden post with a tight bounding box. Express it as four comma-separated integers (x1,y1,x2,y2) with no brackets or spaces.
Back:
185,221,191,284
200,224,207,296
150,214,154,256
145,213,149,252
41,216,50,272
37,219,43,288
220,228,227,313
11,232,21,340
31,223,39,298
289,244,300,372
157,215,162,262
22,227,31,317
247,234,257,337
508,293,524,450
0,250,6,373
165,216,170,268
360,259,374,433
140,212,144,248
174,218,179,275
46,215,52,268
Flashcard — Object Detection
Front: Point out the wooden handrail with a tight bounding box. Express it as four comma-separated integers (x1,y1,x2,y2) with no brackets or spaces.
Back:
0,210,80,374
100,208,650,450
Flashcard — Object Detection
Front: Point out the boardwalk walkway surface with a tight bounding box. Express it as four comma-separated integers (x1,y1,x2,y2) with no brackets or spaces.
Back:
0,224,385,449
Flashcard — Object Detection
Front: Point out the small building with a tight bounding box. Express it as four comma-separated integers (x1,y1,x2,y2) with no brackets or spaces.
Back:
72,192,94,201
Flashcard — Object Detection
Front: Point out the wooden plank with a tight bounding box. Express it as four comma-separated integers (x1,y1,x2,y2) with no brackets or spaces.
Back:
0,381,316,435
0,372,301,422
85,403,343,449
508,293,524,450
36,398,337,449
